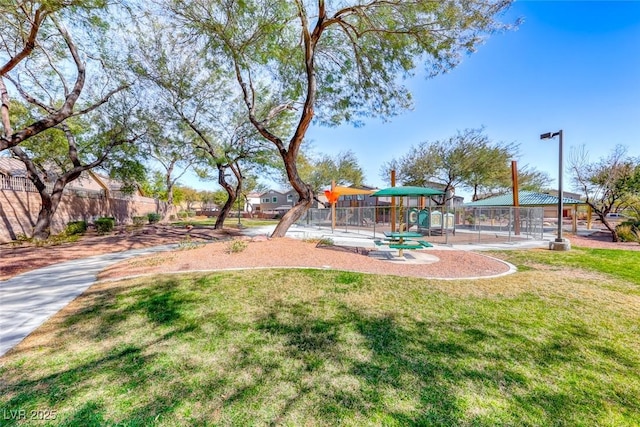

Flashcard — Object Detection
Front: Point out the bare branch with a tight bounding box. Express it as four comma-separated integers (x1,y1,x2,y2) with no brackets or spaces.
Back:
0,8,47,75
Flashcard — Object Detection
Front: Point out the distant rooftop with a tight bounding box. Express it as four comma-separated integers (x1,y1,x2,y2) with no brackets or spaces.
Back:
464,190,583,207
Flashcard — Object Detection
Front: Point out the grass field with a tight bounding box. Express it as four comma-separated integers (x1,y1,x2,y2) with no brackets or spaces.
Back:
1,248,639,426
171,217,280,228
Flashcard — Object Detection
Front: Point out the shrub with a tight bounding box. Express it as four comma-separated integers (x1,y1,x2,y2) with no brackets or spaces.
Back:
177,211,188,219
187,211,196,217
95,217,115,234
132,216,146,227
178,235,204,250
48,233,80,246
226,239,248,254
303,237,334,246
147,212,162,224
65,221,87,236
11,233,31,246
616,222,640,242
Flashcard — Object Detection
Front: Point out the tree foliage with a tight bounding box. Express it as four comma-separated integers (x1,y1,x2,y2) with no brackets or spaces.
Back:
0,0,129,152
166,0,516,236
380,128,548,204
8,90,145,239
569,145,640,242
274,149,364,194
129,17,284,228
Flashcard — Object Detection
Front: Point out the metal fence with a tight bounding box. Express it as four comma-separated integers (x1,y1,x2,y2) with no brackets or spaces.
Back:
0,175,107,198
296,206,547,245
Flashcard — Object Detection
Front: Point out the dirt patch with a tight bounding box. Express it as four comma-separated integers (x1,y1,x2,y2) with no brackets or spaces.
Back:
565,231,640,251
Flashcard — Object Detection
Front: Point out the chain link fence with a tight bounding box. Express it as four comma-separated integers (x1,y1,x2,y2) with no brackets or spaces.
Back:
296,206,546,245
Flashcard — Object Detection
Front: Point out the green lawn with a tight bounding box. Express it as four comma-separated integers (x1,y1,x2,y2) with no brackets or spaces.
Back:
171,217,280,228
1,250,639,426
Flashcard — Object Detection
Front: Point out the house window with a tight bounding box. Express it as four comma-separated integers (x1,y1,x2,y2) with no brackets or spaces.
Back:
272,197,277,203
262,198,270,203
287,194,293,202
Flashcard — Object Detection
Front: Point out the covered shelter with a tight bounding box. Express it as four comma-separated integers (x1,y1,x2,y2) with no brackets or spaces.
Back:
463,190,587,233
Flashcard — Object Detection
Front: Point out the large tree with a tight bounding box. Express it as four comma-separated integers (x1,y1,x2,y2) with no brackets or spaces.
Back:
380,128,548,204
130,20,283,229
139,119,196,221
168,0,516,237
8,92,144,239
569,145,640,242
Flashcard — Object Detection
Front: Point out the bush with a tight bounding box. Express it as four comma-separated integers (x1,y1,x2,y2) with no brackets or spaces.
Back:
132,216,146,227
95,217,115,234
187,211,196,218
147,212,162,224
616,221,640,242
226,239,248,254
65,220,87,236
177,212,188,219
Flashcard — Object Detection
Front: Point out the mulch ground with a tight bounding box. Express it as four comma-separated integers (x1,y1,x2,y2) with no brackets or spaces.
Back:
1,226,637,282
0,224,241,281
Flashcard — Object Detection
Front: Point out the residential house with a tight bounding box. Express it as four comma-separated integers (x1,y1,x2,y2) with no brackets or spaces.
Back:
258,189,327,213
335,185,379,208
259,189,297,213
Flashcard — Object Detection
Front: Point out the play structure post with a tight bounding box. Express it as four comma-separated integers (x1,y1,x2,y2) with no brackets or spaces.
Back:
331,180,336,232
512,160,521,235
391,170,396,232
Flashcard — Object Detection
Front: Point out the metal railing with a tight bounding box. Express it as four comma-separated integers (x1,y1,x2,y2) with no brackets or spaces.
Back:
297,206,546,245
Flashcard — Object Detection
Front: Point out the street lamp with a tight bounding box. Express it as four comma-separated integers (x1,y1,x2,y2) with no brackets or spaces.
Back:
540,130,570,251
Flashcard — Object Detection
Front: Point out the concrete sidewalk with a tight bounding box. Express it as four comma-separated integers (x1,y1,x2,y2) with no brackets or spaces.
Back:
0,245,176,357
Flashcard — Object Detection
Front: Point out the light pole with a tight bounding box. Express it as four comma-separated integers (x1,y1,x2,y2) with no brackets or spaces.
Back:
540,130,570,251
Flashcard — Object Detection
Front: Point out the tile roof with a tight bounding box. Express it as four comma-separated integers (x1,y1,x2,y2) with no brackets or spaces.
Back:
0,157,27,177
464,190,584,207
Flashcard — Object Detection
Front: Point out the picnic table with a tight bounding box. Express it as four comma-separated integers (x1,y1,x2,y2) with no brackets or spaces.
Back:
376,231,432,257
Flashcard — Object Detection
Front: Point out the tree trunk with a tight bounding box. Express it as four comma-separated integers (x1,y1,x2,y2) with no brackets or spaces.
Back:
32,202,54,240
272,151,314,237
272,196,313,237
601,218,619,242
161,183,174,223
214,166,236,229
215,194,236,229
32,185,65,240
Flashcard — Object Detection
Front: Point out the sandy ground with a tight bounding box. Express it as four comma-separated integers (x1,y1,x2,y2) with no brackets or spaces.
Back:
1,226,638,282
97,237,513,280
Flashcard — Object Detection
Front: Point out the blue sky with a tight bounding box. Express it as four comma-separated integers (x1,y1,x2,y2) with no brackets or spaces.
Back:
188,1,640,200
307,0,640,197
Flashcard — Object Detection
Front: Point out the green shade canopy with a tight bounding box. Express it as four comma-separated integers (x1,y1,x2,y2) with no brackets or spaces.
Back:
371,186,444,197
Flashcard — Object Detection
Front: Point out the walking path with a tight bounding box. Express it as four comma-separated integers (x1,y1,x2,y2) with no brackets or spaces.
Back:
0,225,547,358
0,245,176,357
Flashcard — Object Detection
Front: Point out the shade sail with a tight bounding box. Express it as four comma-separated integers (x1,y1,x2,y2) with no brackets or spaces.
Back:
332,186,375,196
371,186,444,197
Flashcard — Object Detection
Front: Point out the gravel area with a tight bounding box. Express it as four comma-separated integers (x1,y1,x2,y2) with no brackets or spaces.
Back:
97,237,513,281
